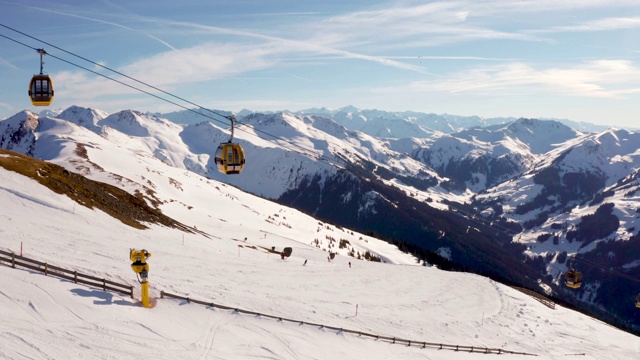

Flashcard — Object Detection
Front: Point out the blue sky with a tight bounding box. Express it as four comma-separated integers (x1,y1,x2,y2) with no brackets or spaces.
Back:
1,0,639,127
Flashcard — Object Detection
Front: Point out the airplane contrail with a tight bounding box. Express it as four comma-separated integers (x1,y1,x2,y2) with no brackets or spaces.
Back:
21,4,178,51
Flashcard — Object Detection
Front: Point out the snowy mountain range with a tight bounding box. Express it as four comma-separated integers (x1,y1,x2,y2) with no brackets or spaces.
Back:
2,108,640,359
2,105,640,333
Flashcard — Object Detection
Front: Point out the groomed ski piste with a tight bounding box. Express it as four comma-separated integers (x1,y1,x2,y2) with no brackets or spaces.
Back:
0,144,639,359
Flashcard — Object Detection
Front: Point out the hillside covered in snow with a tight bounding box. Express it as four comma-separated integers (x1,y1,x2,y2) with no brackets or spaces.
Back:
2,105,640,333
1,146,639,359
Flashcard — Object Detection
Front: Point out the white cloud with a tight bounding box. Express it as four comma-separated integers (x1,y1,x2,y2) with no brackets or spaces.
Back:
374,60,640,99
305,1,538,49
457,0,640,15
134,18,430,74
297,0,640,51
532,17,640,33
120,43,278,86
23,4,178,51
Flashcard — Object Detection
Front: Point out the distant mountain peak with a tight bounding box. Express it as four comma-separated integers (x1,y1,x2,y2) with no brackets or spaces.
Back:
0,110,39,156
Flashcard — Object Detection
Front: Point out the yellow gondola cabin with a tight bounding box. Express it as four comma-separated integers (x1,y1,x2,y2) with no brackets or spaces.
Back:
565,270,583,289
214,115,245,175
215,142,245,174
29,74,54,106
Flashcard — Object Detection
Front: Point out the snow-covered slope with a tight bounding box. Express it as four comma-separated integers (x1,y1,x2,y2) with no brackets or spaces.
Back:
3,105,640,332
1,148,639,359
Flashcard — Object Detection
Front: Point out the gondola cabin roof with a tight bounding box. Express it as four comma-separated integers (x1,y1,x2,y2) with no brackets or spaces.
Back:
28,74,54,106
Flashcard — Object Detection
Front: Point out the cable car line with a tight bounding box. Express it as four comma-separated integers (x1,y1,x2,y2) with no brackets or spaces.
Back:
0,31,227,125
0,23,233,124
3,25,640,300
0,25,346,171
0,23,336,162
9,26,634,284
0,30,236,129
0,23,348,168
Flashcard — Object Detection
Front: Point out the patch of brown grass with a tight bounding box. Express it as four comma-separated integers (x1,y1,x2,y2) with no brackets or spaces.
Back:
0,148,200,234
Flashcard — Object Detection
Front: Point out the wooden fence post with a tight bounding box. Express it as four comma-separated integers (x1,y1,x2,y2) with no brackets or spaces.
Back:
11,253,15,268
74,271,78,283
44,263,48,276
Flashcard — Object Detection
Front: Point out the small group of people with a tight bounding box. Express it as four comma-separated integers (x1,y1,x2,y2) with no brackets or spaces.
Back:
302,259,352,268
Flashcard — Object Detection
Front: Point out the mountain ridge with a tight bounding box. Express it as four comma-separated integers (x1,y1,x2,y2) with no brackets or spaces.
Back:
3,104,640,332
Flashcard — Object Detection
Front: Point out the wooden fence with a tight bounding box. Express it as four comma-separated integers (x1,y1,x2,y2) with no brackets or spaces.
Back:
160,290,538,356
0,248,540,356
512,286,556,309
0,249,134,299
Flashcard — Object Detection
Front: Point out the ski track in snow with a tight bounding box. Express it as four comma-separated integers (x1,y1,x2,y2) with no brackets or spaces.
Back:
0,186,72,213
196,316,225,360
